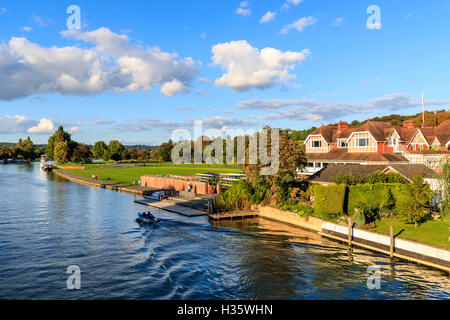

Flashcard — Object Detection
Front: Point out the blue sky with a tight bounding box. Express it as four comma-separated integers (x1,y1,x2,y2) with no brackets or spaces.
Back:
0,0,449,145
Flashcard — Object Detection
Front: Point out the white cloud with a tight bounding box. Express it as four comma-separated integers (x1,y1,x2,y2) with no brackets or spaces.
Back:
0,115,36,134
280,16,317,34
0,8,7,15
20,26,33,32
236,8,251,16
28,118,55,134
332,17,345,27
236,1,251,16
0,27,199,101
281,0,302,10
212,40,310,92
69,126,79,134
260,11,276,24
160,79,188,96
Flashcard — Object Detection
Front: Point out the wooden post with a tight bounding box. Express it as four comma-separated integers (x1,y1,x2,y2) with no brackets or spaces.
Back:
348,218,352,246
390,225,394,258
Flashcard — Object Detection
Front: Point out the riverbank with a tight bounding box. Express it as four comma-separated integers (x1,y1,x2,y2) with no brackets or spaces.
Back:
53,169,156,195
61,162,242,186
255,205,450,273
54,168,450,273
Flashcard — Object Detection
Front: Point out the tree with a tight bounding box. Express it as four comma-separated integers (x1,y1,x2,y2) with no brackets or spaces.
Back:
15,137,35,160
54,141,70,164
106,140,124,161
121,149,131,160
92,141,107,160
153,140,174,162
0,146,13,159
46,126,73,159
136,150,148,161
71,144,93,163
244,129,306,205
400,174,433,227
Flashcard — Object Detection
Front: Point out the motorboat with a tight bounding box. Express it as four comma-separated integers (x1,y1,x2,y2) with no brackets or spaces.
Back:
137,212,159,224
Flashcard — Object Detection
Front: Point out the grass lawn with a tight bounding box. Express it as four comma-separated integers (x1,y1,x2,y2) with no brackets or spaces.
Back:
375,216,450,249
66,163,243,185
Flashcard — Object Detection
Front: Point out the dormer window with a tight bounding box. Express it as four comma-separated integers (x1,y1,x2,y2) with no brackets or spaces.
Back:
312,140,322,148
338,139,348,148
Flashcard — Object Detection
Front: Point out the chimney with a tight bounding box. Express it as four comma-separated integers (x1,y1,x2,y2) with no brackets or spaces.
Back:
403,119,416,129
337,121,349,132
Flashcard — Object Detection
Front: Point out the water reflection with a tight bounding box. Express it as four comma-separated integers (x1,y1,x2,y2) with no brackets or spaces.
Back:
0,163,449,300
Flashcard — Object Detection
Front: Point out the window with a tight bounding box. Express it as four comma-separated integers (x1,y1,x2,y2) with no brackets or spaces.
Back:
312,140,322,148
357,138,369,147
338,140,348,148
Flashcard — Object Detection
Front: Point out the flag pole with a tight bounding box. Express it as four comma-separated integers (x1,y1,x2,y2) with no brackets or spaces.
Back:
422,92,425,127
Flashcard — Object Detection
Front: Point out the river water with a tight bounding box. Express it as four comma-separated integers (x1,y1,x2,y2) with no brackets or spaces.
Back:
0,163,449,300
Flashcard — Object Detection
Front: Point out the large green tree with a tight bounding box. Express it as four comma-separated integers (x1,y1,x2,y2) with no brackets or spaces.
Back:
92,141,107,160
15,137,35,160
106,140,125,161
46,126,75,159
54,141,70,164
0,146,13,160
440,157,450,216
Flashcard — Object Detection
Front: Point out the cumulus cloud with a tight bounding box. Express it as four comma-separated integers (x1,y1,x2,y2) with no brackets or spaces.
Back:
237,93,450,122
0,27,200,101
280,16,317,34
212,40,310,92
260,11,276,24
160,80,188,96
28,118,55,134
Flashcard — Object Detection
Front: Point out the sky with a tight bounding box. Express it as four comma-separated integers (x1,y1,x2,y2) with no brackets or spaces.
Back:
0,0,449,145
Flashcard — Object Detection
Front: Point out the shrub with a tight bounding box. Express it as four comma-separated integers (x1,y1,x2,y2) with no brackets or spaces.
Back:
354,202,378,223
314,184,347,219
279,201,314,217
397,175,432,226
217,180,253,212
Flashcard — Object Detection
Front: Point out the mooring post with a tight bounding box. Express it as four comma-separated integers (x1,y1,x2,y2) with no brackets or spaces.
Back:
348,218,352,246
390,225,394,258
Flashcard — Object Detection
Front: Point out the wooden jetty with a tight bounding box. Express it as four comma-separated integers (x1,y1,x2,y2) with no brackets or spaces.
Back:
208,211,259,221
134,198,209,217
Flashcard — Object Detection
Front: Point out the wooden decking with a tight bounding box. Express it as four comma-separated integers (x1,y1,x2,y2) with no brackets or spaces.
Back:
134,198,209,217
209,211,259,221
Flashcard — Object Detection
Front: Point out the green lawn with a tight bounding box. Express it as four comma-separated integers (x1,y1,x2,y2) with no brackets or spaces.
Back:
375,216,450,249
66,163,243,185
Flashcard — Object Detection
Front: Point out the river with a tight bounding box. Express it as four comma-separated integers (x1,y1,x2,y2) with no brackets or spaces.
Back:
0,163,449,299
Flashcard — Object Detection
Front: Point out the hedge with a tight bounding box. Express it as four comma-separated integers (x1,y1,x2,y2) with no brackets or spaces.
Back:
314,184,347,217
314,183,410,217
